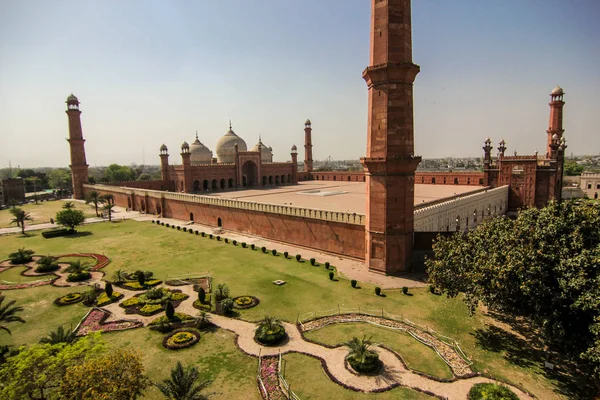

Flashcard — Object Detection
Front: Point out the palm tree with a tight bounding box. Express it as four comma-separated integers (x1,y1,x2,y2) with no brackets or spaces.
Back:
103,202,116,222
39,325,76,344
156,361,210,400
259,315,280,332
85,190,104,217
344,335,380,372
193,312,212,330
10,209,32,234
62,201,75,209
111,269,128,283
0,295,25,335
9,207,22,227
66,260,90,275
214,284,229,301
101,193,115,205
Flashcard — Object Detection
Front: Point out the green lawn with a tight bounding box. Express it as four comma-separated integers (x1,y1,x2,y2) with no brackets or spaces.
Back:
0,266,49,284
303,322,454,380
0,200,96,228
282,353,432,400
0,220,578,399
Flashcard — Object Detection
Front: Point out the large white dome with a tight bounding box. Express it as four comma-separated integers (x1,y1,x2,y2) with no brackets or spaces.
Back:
215,123,247,163
190,133,212,164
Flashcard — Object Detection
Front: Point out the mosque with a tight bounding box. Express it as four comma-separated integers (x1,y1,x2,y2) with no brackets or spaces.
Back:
65,0,565,275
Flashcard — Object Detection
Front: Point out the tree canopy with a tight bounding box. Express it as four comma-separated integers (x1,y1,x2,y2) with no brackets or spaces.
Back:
426,200,600,381
55,209,86,231
104,164,135,182
564,160,585,176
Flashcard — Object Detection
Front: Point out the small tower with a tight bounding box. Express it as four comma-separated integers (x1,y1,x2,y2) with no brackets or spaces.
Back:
304,119,313,173
498,139,506,157
180,142,191,193
65,94,89,199
547,86,565,158
291,145,298,184
159,144,170,185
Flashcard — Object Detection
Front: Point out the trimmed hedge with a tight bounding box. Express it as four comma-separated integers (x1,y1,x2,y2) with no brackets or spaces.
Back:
310,258,316,266
271,249,277,256
250,244,255,250
67,271,91,282
232,240,237,246
54,292,83,306
295,254,301,262
261,246,267,253
351,280,357,288
242,242,247,248
324,261,330,269
329,272,334,281
42,228,73,239
283,251,288,258
375,287,382,296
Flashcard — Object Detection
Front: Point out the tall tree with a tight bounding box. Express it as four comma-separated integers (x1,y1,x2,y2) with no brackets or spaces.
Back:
104,164,135,182
85,190,103,217
60,348,150,400
426,200,600,384
156,361,211,400
10,209,32,234
103,203,116,222
0,296,25,335
47,168,72,190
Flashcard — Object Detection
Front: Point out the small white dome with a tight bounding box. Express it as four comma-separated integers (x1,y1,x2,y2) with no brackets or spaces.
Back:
551,86,564,95
215,123,247,163
190,133,212,164
250,137,273,162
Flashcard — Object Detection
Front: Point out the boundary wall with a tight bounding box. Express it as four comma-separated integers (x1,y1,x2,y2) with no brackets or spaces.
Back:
301,170,484,187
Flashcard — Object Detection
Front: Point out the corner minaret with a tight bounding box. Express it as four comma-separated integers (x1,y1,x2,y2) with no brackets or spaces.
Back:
304,119,313,172
360,0,421,275
546,86,565,158
65,94,89,199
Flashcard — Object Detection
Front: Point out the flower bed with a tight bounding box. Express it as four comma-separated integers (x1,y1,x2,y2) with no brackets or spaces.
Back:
54,292,83,306
149,312,195,326
119,288,188,316
67,271,92,282
233,295,260,309
95,292,124,307
162,328,201,350
140,304,164,316
117,279,162,290
468,383,518,400
255,324,287,346
192,299,212,311
258,356,286,400
75,308,143,336
57,253,110,271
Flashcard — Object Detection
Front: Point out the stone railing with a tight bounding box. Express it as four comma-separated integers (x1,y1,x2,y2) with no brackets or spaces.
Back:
85,184,366,226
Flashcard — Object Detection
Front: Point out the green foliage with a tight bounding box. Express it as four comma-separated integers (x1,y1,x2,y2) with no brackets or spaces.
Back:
47,168,72,189
232,240,237,245
103,202,115,222
55,209,86,231
375,287,381,296
111,269,128,283
155,361,211,400
41,228,72,238
40,325,77,344
261,246,267,253
325,261,330,269
429,285,436,294
140,304,164,315
0,333,104,400
295,254,301,262
344,335,380,373
96,291,122,307
121,297,141,307
150,313,195,326
166,301,175,319
8,248,34,265
329,271,334,281
85,190,103,217
351,280,357,288
254,315,287,345
9,208,32,234
35,255,59,273
564,159,585,176
62,201,75,209
216,235,220,241
60,348,150,400
67,271,91,282
402,286,409,295
104,163,136,182
220,298,234,315
283,251,288,258
224,238,228,243
250,244,255,250
467,383,518,400
105,282,113,297
271,249,277,256
66,260,90,275
197,287,206,304
193,312,212,330
137,271,146,287
241,242,247,248
82,288,100,306
0,295,25,335
56,292,83,306
426,200,600,380
214,283,230,301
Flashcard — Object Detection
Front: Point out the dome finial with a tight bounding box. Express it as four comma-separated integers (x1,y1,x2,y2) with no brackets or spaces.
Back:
229,120,232,130
195,131,198,140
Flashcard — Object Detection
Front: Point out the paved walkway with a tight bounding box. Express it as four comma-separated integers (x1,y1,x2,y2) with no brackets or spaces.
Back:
153,217,427,289
96,282,534,400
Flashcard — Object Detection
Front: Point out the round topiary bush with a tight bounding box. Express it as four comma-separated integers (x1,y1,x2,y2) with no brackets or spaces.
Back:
224,238,228,243
209,234,213,239
402,286,409,295
166,223,170,227
429,285,436,294
261,246,267,253
295,254,301,262
254,316,287,346
161,222,165,226
172,225,175,229
195,230,199,235
54,292,83,306
250,244,255,250
467,383,519,400
189,229,194,234
163,328,201,350
271,249,277,256
351,280,357,288
151,220,155,224
325,261,330,269
242,242,247,248
375,287,381,296
283,251,288,258
329,271,334,281
183,227,187,232
216,236,221,241
232,240,237,246
310,258,316,266
177,226,181,230
201,232,206,237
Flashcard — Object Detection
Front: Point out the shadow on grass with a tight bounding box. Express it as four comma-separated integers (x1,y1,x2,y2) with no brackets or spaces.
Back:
63,231,92,238
473,323,597,399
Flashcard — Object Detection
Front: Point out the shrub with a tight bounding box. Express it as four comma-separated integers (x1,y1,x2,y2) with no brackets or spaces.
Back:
55,292,83,306
137,272,146,287
140,304,164,316
119,279,162,290
198,287,206,304
242,242,247,248
172,225,175,229
156,220,160,224
67,272,92,282
261,246,267,253
9,248,34,265
329,271,334,281
271,249,277,256
325,261,330,269
295,254,301,262
220,298,234,315
170,292,188,302
177,226,181,230
42,228,72,239
310,258,316,266
467,383,518,400
35,255,59,273
151,220,155,223
283,251,288,258
166,223,170,227
195,230,199,235
105,282,113,297
250,244,255,250
254,316,287,346
201,232,206,237
189,229,193,234
163,328,200,350
233,296,259,309
232,240,237,246
145,287,164,300
216,236,221,241
161,222,165,226
121,297,141,307
183,227,187,232
149,313,194,326
375,287,381,296
429,285,436,294
209,234,213,239
82,288,99,306
165,301,175,319
402,286,408,295
224,238,228,243
96,291,123,307
351,280,357,288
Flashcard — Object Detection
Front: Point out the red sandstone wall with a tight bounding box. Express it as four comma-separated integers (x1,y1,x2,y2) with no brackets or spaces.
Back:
102,180,165,190
301,170,484,186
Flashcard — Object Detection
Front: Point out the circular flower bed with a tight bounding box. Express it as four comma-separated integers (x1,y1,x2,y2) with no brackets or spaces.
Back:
255,323,287,346
346,353,382,375
233,295,259,309
54,292,83,306
163,328,200,350
119,288,188,316
67,272,92,282
468,383,518,400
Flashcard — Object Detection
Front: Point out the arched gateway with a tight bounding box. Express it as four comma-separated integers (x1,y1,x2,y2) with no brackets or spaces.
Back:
242,161,258,187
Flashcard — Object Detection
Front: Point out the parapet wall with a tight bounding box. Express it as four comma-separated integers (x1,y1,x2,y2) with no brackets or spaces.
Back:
302,170,484,186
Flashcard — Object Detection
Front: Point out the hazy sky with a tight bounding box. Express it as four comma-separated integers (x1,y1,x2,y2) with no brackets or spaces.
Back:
1,1,599,168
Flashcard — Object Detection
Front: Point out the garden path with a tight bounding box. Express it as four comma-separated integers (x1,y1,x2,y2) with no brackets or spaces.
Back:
99,282,534,400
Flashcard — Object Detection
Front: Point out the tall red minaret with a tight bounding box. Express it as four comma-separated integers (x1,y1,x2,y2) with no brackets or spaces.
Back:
546,86,565,158
360,0,421,275
65,94,89,199
304,119,313,172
